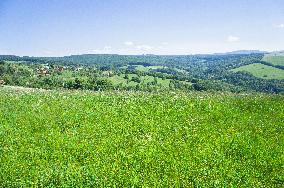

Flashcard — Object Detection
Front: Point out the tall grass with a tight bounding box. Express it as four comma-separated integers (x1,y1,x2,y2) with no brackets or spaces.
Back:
0,88,283,187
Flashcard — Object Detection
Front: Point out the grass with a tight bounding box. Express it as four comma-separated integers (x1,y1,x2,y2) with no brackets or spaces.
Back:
3,60,26,64
142,75,171,87
262,55,284,66
107,74,173,87
232,63,284,80
107,75,128,85
120,65,165,72
57,70,76,80
0,87,283,187
135,65,165,72
120,65,188,74
173,68,188,74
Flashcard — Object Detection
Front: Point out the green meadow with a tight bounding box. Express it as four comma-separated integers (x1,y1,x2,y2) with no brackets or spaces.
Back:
0,87,283,187
107,74,175,88
232,63,284,80
262,54,284,66
135,65,165,72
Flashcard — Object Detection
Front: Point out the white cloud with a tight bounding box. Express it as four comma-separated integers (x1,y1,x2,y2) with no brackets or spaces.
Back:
136,45,153,51
124,41,134,46
162,42,169,45
227,35,240,43
274,23,284,28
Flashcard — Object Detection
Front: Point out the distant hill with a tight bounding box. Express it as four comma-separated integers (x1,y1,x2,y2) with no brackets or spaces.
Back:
215,50,268,55
1,52,284,93
262,52,284,67
232,51,284,80
265,51,284,56
232,63,284,80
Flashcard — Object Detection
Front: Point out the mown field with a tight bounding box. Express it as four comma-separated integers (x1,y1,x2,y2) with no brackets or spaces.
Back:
0,87,283,187
134,65,165,72
232,63,284,80
262,54,284,66
107,74,173,88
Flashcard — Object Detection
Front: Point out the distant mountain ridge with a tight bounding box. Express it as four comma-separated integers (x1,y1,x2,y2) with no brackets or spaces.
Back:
268,50,284,56
214,50,268,55
0,50,279,58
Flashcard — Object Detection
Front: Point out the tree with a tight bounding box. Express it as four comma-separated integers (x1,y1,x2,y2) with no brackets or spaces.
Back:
154,77,158,85
131,76,141,83
74,78,82,89
124,74,129,80
95,79,113,91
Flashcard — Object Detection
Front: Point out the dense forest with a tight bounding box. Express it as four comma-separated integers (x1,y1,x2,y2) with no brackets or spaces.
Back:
0,53,284,93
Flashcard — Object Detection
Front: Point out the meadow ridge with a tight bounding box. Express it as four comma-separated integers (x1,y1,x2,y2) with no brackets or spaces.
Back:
0,87,283,187
232,63,284,80
262,54,284,66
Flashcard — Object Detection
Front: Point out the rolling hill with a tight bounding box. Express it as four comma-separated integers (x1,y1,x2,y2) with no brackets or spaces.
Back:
232,63,284,80
262,54,284,66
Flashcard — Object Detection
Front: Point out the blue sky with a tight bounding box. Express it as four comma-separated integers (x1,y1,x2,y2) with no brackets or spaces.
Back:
0,0,283,56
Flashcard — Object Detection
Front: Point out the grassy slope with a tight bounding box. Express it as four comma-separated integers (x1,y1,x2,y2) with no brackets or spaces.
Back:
119,65,165,72
135,65,165,72
0,88,283,187
232,63,284,80
262,54,284,66
107,74,172,87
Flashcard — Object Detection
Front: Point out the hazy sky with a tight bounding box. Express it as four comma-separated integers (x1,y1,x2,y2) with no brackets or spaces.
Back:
0,0,284,56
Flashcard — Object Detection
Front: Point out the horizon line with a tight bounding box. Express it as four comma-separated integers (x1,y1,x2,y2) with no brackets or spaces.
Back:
1,49,282,58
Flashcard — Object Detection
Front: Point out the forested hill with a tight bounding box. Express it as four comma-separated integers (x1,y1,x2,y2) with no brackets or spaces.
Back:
0,53,263,67
1,53,284,93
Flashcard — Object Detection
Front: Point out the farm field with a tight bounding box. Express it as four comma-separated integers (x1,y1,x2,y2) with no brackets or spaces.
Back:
130,65,188,74
107,74,184,88
0,87,283,187
232,63,284,80
262,54,284,66
119,65,165,72
135,65,165,72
